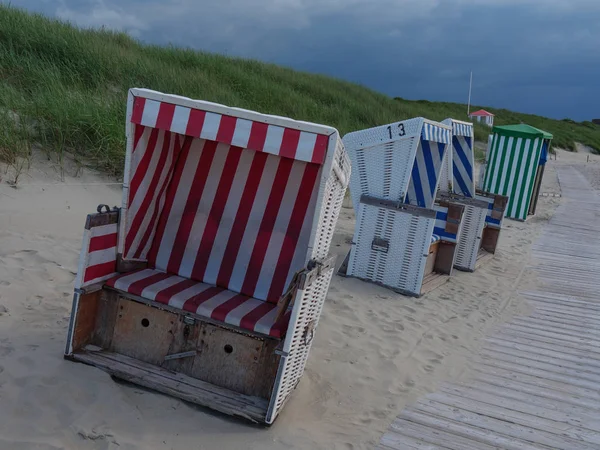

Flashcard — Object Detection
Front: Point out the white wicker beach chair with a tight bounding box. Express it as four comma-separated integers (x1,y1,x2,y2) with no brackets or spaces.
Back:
340,118,465,297
438,119,508,271
65,89,350,424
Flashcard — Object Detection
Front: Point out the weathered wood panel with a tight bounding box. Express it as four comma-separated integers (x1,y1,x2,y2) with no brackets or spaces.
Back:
72,349,268,423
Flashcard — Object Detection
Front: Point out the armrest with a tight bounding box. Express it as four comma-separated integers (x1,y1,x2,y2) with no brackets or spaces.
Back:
275,256,336,322
74,205,121,292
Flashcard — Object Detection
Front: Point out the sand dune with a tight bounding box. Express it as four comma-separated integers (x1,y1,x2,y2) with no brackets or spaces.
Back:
0,150,563,449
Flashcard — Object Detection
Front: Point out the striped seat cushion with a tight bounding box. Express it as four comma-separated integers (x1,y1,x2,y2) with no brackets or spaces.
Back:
430,234,441,245
105,269,291,338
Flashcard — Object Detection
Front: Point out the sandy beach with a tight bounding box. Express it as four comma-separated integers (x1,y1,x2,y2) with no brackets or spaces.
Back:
0,147,587,449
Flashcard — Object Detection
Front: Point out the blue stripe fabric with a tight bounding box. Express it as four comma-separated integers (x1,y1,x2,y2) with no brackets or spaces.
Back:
437,141,445,159
540,140,549,166
409,153,426,207
431,234,441,244
483,199,502,226
433,227,458,241
405,137,447,208
422,140,438,198
433,209,458,243
452,135,475,197
422,122,451,144
452,122,473,137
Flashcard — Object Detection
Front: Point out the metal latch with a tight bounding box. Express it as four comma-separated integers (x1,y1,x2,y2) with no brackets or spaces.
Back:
303,320,316,346
163,350,197,361
183,316,196,326
371,237,389,253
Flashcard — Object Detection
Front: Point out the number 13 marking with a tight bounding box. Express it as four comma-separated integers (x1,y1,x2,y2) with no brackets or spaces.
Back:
387,123,406,139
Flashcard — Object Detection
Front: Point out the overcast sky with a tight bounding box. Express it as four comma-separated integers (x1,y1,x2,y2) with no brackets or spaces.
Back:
11,0,600,120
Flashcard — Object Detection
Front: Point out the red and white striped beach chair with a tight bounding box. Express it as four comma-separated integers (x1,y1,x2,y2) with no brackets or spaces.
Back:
339,118,465,297
65,89,350,424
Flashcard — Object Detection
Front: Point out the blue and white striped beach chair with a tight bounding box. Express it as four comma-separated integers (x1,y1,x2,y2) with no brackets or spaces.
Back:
340,118,466,297
438,119,508,271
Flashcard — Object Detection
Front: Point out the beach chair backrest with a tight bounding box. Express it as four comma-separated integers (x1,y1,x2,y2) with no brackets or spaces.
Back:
405,122,452,208
442,119,475,197
344,118,451,211
119,89,348,304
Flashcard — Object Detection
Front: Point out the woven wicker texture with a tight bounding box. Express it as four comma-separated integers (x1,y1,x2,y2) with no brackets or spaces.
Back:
453,204,488,271
347,202,434,296
345,118,452,212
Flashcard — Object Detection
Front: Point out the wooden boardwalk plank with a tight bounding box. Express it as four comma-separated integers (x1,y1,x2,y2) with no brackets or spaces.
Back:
439,383,600,430
389,419,498,450
379,166,600,449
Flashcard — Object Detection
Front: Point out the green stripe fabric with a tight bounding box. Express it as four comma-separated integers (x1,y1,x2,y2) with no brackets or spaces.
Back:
483,126,549,220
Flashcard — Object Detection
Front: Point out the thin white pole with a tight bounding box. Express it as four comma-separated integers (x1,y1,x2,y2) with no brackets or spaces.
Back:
467,71,473,116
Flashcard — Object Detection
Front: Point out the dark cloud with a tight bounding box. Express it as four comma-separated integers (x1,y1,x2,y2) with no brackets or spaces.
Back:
7,0,600,120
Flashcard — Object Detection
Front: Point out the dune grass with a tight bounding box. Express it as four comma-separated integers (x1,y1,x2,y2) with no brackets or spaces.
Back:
1,5,599,176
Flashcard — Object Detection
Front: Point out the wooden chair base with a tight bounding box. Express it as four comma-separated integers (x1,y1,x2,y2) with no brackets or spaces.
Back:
69,348,269,423
67,289,281,423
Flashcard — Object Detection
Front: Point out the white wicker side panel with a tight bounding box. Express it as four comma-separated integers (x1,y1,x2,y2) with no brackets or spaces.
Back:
266,138,348,423
454,204,488,271
311,139,350,261
265,266,334,423
347,203,434,296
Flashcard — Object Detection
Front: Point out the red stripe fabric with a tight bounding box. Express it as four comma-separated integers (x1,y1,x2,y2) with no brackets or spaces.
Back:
84,261,117,283
132,97,331,164
240,302,275,331
147,136,193,265
104,270,289,338
128,128,160,210
190,146,243,281
124,110,326,302
88,233,118,252
156,102,176,130
267,163,320,302
154,278,198,305
126,130,172,258
186,109,206,137
182,286,224,313
210,294,250,322
131,97,146,124
127,272,171,296
280,128,301,159
241,157,294,300
247,121,269,152
133,134,182,259
215,115,237,144
216,151,269,288
270,310,291,338
166,140,218,274
311,134,329,164
104,269,144,288
144,141,319,302
132,125,145,154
